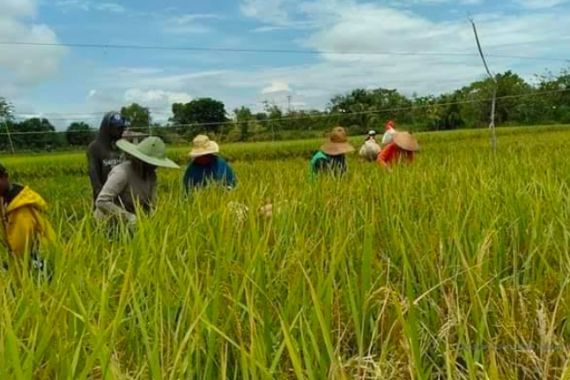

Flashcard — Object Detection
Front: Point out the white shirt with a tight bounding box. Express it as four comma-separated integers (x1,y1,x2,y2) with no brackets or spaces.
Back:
382,128,396,145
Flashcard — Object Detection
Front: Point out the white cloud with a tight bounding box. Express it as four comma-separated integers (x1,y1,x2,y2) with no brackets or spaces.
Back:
214,0,570,109
11,0,570,123
173,14,224,23
240,0,290,25
85,88,193,123
0,0,66,94
1,0,37,16
262,81,292,94
515,0,568,9
95,2,125,13
124,88,193,107
56,0,125,13
160,13,224,35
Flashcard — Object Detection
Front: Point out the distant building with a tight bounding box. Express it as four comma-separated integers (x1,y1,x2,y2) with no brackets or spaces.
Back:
122,129,148,144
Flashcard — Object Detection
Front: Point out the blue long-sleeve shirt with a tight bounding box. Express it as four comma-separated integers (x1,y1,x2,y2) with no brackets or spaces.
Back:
183,156,236,192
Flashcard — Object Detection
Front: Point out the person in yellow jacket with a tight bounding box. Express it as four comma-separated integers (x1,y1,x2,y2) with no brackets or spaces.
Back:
0,164,54,271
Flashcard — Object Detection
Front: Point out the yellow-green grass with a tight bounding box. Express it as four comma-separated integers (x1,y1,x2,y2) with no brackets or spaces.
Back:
0,126,570,379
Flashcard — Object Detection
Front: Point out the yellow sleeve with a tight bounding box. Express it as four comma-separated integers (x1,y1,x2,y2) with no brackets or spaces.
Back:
7,207,37,257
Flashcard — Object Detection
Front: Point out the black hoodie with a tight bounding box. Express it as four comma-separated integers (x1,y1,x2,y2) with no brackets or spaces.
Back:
87,112,125,203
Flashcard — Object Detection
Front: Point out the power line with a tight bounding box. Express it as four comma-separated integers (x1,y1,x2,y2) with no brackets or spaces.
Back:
12,111,171,122
0,41,568,62
1,88,568,136
8,77,488,121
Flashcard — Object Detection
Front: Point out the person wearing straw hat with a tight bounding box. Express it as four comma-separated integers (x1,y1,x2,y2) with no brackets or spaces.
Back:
377,131,420,169
183,135,236,192
381,120,397,146
94,136,179,229
310,127,355,176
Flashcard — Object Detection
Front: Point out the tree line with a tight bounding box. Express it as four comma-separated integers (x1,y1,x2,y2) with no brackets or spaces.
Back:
0,69,568,151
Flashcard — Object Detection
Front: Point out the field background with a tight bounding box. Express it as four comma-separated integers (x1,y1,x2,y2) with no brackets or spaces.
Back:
1,126,570,379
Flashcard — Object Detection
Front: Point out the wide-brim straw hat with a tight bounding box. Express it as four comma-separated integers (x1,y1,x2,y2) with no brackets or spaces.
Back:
116,137,179,169
189,135,220,158
393,132,420,152
321,127,355,156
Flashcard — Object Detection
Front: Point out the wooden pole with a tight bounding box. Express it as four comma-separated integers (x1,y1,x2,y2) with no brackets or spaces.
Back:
1,117,16,155
470,18,497,154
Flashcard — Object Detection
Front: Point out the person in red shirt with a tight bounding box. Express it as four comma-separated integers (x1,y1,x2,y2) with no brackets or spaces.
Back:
378,132,420,169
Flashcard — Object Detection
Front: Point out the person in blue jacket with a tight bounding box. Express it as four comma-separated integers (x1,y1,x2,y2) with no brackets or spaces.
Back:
183,135,236,192
309,126,355,177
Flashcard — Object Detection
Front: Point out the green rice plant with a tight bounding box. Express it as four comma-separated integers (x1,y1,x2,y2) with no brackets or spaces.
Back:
0,125,569,378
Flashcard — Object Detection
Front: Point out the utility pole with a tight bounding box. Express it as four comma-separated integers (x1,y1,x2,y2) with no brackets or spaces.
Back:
287,95,292,113
1,114,16,155
470,18,497,154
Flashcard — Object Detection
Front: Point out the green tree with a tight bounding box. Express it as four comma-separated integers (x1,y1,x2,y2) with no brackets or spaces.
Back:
0,98,14,152
66,122,95,146
536,69,570,123
234,106,253,141
329,88,412,132
171,98,228,136
264,103,284,139
0,98,11,120
121,103,151,131
12,118,61,151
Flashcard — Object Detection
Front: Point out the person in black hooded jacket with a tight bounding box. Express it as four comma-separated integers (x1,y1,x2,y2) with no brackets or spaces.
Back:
87,112,127,203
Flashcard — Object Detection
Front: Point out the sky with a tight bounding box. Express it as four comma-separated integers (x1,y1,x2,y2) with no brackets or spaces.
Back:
0,0,569,128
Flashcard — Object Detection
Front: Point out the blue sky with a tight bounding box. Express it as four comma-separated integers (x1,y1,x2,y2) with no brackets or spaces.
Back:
0,0,569,128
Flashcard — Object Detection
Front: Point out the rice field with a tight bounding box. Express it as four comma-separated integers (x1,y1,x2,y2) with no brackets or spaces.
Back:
1,126,570,379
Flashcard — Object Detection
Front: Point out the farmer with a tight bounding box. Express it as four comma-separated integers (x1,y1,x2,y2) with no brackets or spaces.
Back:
381,120,397,146
359,130,381,162
87,112,127,204
183,135,236,192
310,127,355,176
0,163,54,269
365,130,377,142
94,136,179,230
378,132,420,169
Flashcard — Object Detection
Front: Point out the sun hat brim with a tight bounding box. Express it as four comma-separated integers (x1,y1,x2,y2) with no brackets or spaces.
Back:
321,142,355,156
188,141,220,158
116,139,180,169
393,133,420,152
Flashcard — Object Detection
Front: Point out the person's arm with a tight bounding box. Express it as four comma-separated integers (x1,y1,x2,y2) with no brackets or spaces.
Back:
6,207,36,257
182,164,193,194
224,163,237,189
95,167,134,221
87,148,103,201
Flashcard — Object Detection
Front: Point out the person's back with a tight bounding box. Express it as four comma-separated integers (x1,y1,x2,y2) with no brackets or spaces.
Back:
183,135,236,192
95,161,157,216
184,155,236,191
378,132,419,168
310,150,347,176
87,112,127,203
310,127,354,177
381,120,397,146
359,140,381,162
0,166,54,259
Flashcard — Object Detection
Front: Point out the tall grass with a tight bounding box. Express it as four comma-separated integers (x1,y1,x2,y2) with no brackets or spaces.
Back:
1,127,569,378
